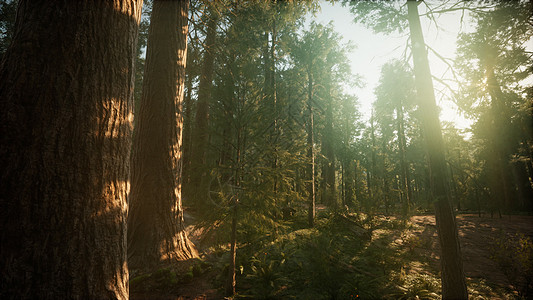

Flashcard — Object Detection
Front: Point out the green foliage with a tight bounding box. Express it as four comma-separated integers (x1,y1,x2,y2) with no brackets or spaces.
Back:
454,0,533,212
234,214,417,299
129,258,212,294
490,231,533,298
342,0,407,34
386,273,440,300
130,268,180,293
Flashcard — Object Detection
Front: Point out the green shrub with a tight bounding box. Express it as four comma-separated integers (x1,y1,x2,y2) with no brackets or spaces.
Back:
490,231,533,298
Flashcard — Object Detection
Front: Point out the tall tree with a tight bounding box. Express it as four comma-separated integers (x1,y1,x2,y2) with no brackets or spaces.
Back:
0,1,142,298
374,60,415,216
406,1,467,298
128,0,197,269
345,0,468,297
455,0,533,212
187,4,218,206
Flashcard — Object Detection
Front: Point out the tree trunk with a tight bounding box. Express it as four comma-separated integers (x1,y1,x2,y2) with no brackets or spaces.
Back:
486,65,515,211
369,110,377,202
0,1,142,298
406,1,468,299
226,129,242,297
188,7,217,206
397,103,412,216
324,85,337,208
307,70,315,227
128,0,197,269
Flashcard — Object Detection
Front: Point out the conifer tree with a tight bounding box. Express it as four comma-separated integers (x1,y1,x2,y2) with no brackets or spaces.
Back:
0,1,142,298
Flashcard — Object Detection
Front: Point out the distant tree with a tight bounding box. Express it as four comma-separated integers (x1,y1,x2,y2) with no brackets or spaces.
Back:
188,4,218,207
128,0,198,269
133,0,152,114
455,0,533,211
0,1,142,298
374,60,416,217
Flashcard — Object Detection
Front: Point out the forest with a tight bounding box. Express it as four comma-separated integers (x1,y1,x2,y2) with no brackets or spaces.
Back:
0,0,532,299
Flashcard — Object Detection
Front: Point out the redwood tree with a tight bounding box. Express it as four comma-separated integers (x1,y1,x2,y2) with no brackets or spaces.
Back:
0,1,142,298
128,0,197,268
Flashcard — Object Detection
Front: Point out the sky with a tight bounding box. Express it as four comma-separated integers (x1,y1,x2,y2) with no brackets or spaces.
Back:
306,1,475,131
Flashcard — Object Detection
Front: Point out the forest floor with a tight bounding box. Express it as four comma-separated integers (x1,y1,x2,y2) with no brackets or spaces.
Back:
409,214,533,299
130,211,533,299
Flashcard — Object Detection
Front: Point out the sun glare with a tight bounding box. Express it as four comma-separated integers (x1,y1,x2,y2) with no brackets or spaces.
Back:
311,1,476,132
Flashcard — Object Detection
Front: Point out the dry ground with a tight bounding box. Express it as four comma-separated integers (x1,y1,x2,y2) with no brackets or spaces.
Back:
410,214,533,297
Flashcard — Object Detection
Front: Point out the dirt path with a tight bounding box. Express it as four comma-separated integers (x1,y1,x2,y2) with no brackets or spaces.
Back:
410,214,533,291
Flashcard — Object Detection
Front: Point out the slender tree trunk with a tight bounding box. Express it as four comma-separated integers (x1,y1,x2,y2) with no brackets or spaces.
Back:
352,160,359,206
341,160,346,206
270,16,280,193
189,7,217,205
226,129,241,297
0,1,142,298
397,103,412,216
129,0,197,269
324,85,337,208
307,70,315,227
369,110,377,202
407,1,468,298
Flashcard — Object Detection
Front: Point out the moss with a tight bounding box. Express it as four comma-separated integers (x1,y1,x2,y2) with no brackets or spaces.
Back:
129,273,151,292
129,268,180,293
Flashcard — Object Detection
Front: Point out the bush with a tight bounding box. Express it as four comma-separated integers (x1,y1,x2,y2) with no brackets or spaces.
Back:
490,231,533,298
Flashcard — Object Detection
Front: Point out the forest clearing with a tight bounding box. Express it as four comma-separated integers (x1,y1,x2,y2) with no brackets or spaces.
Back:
1,0,532,299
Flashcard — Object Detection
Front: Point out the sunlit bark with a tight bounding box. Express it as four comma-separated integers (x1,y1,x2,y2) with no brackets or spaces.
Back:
128,0,197,269
0,1,142,298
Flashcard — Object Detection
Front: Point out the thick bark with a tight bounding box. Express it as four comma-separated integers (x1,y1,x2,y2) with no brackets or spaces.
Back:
128,0,197,269
188,9,217,205
0,1,142,298
407,1,468,299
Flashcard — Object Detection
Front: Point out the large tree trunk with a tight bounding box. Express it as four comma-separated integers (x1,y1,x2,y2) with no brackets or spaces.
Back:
128,0,197,269
407,1,468,299
0,1,142,298
188,8,217,206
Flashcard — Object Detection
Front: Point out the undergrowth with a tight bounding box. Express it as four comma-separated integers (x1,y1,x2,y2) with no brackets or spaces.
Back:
204,211,439,299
